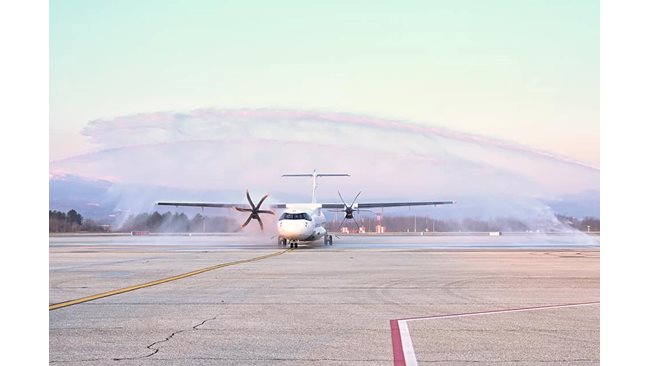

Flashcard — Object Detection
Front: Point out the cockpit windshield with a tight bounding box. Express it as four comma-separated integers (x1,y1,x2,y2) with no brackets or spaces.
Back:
280,212,312,221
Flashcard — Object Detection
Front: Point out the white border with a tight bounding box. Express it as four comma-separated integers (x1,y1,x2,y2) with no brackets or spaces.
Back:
0,0,49,364
601,0,650,364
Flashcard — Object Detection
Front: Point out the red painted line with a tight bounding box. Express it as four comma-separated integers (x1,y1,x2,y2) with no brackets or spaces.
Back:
400,301,600,322
390,319,406,366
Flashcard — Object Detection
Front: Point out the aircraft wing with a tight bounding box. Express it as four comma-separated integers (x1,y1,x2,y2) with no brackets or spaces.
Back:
157,201,454,209
321,201,455,209
156,202,249,209
158,192,280,231
157,201,291,210
358,201,455,208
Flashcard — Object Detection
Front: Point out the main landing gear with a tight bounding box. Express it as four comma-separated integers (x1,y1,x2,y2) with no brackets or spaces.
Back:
324,235,333,246
278,237,287,247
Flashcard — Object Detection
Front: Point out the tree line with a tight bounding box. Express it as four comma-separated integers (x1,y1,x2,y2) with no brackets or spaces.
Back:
555,215,600,232
50,209,600,233
326,214,600,233
49,209,109,232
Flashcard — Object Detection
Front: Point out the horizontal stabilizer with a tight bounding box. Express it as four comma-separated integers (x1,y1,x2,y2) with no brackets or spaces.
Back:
281,170,350,203
282,173,350,177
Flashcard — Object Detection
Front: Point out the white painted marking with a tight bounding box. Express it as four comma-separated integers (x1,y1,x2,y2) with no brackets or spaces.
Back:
398,319,418,366
395,302,599,365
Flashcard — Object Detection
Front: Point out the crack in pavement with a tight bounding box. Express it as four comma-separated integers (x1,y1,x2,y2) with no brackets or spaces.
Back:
112,316,218,361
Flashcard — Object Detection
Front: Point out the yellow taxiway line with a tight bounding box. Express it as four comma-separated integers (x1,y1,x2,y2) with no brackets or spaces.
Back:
50,249,291,311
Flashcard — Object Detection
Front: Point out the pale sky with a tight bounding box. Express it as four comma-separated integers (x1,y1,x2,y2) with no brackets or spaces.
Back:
50,0,599,166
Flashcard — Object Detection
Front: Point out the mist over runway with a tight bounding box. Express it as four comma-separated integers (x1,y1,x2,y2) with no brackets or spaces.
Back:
50,108,599,230
49,232,600,251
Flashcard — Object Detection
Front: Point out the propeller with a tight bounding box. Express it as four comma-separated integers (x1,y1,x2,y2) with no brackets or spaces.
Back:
331,191,372,232
235,190,275,231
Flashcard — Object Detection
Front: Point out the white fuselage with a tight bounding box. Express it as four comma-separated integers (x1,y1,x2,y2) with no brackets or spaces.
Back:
277,204,327,242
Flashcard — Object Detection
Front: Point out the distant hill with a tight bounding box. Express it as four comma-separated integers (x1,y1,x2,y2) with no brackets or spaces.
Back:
50,174,600,222
49,174,114,218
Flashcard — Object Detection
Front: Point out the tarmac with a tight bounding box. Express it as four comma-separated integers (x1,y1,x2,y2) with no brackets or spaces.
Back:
50,234,600,365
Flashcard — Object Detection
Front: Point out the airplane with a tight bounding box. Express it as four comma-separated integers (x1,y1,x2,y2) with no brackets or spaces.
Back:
157,170,454,248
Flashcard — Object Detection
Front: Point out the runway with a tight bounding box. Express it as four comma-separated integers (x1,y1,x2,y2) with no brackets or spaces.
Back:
50,234,599,365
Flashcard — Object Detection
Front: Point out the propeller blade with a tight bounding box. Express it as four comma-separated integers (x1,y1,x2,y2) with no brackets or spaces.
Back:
238,191,272,231
241,215,253,228
351,191,362,206
338,191,346,207
352,216,360,231
255,193,270,210
246,190,255,209
338,218,346,231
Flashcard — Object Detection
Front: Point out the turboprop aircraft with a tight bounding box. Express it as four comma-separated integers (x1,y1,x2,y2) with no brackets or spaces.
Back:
157,170,454,248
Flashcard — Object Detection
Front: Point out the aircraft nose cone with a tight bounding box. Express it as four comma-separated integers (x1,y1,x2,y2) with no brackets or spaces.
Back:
278,220,308,239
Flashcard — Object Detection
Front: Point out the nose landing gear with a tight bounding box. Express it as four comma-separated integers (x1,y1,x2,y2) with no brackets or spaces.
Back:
279,237,298,248
278,236,331,249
